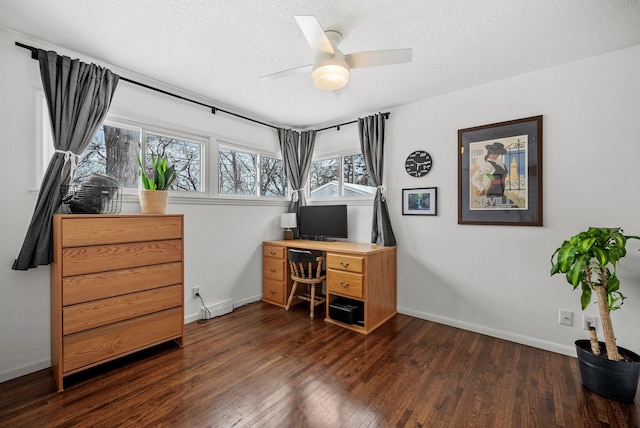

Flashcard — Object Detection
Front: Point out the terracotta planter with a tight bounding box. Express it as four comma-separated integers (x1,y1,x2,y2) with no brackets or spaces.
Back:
138,189,169,214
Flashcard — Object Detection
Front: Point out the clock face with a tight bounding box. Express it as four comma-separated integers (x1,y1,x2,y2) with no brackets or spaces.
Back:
405,150,433,177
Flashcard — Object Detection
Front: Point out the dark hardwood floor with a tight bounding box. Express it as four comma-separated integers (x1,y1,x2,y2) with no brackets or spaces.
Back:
1,302,639,427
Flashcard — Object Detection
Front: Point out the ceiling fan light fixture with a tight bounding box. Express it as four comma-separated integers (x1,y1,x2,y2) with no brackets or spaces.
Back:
312,63,349,90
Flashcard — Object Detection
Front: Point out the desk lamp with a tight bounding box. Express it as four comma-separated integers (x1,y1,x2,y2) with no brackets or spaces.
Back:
280,213,297,240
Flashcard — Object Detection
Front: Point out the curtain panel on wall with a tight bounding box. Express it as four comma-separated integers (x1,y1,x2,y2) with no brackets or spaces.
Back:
12,50,119,270
277,128,316,218
358,114,397,246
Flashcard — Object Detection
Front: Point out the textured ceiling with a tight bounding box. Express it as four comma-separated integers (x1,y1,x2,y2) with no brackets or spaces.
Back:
1,0,640,128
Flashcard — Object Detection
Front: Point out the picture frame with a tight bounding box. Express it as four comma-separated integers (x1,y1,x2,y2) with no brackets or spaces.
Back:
458,115,542,226
402,187,437,216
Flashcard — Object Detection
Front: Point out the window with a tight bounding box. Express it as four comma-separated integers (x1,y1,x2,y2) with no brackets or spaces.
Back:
260,155,287,197
71,120,205,193
218,147,257,195
73,123,141,188
144,132,202,192
342,154,376,196
309,153,375,198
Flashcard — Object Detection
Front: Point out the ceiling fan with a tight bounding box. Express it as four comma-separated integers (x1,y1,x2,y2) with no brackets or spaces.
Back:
259,16,413,94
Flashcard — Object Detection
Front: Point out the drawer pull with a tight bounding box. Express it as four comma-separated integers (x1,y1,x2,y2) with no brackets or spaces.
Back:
339,281,349,287
270,251,277,255
270,268,277,272
340,262,350,267
270,290,276,294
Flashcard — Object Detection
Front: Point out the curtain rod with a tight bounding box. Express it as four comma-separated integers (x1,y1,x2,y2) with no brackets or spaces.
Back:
15,41,389,133
15,41,278,130
316,112,390,132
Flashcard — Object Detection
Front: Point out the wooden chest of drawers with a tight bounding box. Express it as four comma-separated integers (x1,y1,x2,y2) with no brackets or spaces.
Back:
51,214,184,391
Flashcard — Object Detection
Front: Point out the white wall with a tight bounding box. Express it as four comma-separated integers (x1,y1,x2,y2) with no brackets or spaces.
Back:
2,24,639,383
0,28,375,382
387,44,640,356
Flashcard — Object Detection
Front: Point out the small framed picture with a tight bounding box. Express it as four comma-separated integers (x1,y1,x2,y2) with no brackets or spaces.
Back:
402,187,437,216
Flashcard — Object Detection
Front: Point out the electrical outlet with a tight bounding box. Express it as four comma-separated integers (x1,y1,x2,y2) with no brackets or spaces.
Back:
192,286,200,298
559,309,573,326
583,314,598,330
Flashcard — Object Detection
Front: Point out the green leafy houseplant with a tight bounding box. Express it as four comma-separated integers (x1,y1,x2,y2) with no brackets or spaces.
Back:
137,154,177,190
550,227,639,361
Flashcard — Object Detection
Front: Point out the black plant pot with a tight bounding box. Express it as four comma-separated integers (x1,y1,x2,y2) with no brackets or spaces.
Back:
575,339,640,402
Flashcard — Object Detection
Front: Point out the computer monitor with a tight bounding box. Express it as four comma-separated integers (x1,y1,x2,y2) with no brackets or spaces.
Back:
297,205,348,240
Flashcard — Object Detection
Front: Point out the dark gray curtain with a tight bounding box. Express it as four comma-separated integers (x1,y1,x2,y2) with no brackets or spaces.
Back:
358,114,396,246
278,128,316,214
12,50,119,270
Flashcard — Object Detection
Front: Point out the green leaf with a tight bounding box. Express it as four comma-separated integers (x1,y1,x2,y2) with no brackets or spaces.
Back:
580,282,592,310
606,273,620,293
577,237,595,253
567,253,589,286
591,247,608,266
555,246,577,273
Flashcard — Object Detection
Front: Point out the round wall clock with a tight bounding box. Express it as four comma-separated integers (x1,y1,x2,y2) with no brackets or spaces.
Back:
404,150,433,177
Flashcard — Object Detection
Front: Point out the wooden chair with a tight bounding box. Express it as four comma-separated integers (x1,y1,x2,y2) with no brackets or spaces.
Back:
285,249,326,319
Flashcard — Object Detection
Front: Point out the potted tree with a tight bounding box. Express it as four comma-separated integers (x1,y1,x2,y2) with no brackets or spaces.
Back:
137,154,177,214
550,227,640,401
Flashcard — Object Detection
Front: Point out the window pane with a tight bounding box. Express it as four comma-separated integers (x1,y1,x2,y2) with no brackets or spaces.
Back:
261,156,287,197
310,158,339,198
73,124,141,188
219,148,257,195
145,133,202,192
343,154,376,196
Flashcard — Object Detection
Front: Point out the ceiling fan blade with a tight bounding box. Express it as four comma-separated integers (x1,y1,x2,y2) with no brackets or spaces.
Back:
258,64,313,81
345,48,413,69
294,15,334,54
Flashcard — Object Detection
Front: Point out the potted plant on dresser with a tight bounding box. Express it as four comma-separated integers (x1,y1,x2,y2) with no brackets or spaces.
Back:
550,227,640,401
137,154,177,214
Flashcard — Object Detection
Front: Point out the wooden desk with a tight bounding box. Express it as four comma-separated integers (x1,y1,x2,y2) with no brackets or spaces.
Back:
262,240,397,334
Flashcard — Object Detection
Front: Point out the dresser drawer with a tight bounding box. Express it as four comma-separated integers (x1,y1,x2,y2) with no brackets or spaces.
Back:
61,216,183,247
263,245,285,259
63,308,182,374
327,253,364,273
263,258,286,281
62,239,182,277
63,285,182,335
327,270,363,299
63,262,182,305
263,279,286,305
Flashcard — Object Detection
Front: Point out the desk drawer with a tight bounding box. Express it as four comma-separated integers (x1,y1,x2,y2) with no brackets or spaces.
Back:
63,284,182,335
263,258,285,281
327,269,363,299
263,245,285,259
327,253,364,273
263,279,285,305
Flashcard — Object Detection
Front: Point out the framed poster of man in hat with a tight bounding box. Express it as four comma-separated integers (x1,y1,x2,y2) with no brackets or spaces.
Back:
458,116,542,226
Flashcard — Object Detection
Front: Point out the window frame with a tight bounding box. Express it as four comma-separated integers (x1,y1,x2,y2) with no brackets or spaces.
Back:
308,149,376,203
214,139,289,201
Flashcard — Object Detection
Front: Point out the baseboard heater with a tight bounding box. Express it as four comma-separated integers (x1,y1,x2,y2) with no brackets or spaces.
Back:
201,299,234,320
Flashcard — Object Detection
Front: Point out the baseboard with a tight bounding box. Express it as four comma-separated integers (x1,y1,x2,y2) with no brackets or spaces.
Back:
184,295,262,324
397,306,576,357
0,358,50,384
